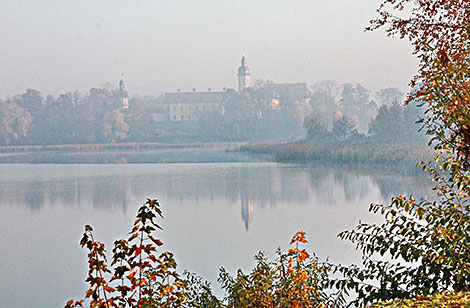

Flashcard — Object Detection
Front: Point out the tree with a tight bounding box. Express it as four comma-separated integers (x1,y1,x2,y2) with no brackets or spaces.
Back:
332,0,470,306
65,199,202,308
197,111,230,142
310,81,339,108
309,81,340,130
303,116,328,143
339,83,356,117
16,88,43,114
219,91,260,141
367,0,470,166
31,93,79,145
335,158,470,306
355,84,370,107
339,83,372,132
376,88,404,106
368,102,406,143
126,98,156,142
102,110,128,143
402,102,427,143
339,83,370,116
0,100,33,145
219,231,341,308
79,87,129,143
331,116,354,141
283,100,313,139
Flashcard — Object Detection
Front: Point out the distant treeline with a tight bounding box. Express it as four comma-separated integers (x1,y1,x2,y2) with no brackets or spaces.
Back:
303,101,426,145
0,87,148,146
0,81,425,146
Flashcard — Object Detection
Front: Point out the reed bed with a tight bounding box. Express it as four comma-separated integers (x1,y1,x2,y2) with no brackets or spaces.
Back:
239,142,434,167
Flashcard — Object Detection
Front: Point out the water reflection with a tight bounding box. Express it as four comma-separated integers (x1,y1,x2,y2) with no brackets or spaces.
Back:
0,163,430,230
0,174,132,212
241,195,254,231
0,162,433,308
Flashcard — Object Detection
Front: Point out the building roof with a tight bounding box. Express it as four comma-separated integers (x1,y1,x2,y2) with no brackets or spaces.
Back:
163,91,225,104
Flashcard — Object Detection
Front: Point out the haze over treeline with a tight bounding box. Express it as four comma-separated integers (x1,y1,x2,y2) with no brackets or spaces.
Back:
0,0,417,97
0,81,425,146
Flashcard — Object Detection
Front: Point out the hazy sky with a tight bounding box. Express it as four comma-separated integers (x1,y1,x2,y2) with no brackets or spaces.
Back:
0,0,418,98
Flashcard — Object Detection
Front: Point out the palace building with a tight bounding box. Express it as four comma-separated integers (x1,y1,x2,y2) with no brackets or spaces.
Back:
164,90,226,122
160,56,251,122
152,56,307,123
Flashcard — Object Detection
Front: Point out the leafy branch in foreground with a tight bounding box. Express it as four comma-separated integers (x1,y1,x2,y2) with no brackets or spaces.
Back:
327,0,470,306
66,214,342,308
65,199,220,308
367,0,470,168
332,157,470,307
219,231,343,308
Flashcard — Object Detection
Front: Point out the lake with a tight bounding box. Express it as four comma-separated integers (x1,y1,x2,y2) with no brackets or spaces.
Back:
0,150,431,307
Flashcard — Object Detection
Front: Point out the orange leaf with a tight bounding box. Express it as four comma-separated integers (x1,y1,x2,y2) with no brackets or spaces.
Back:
85,289,94,298
128,270,137,279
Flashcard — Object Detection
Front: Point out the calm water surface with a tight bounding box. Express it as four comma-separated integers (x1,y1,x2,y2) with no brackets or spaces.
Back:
0,159,430,308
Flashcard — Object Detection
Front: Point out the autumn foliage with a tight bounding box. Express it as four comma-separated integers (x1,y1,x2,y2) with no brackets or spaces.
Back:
65,199,197,308
219,230,342,308
367,0,470,167
322,1,470,306
65,201,344,308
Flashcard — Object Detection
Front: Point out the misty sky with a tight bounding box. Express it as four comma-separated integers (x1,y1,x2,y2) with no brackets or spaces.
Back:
0,0,418,98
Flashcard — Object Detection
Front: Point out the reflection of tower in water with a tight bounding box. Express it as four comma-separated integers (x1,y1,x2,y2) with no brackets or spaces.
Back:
241,194,254,232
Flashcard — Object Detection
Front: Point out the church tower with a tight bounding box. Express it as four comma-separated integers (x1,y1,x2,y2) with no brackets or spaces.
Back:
118,77,129,109
237,56,251,91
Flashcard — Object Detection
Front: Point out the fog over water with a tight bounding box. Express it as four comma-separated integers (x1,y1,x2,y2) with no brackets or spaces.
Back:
0,161,431,308
0,0,417,97
0,1,430,307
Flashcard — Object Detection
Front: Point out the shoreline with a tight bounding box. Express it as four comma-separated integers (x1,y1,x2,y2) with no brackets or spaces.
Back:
0,141,247,154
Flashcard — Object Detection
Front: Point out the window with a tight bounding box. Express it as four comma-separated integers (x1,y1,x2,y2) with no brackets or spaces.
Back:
189,106,192,110
181,105,184,111
173,106,176,111
181,115,184,120
188,115,191,120
173,115,176,120
203,106,206,110
196,106,199,111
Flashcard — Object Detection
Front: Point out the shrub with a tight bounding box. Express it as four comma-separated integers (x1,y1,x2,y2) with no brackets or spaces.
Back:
65,199,221,308
219,231,343,308
65,201,342,308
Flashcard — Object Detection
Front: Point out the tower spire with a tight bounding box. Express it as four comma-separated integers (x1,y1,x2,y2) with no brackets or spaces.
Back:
237,56,251,91
118,73,129,109
119,73,125,91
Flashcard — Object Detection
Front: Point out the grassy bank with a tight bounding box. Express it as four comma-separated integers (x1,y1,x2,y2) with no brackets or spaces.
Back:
239,142,435,167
